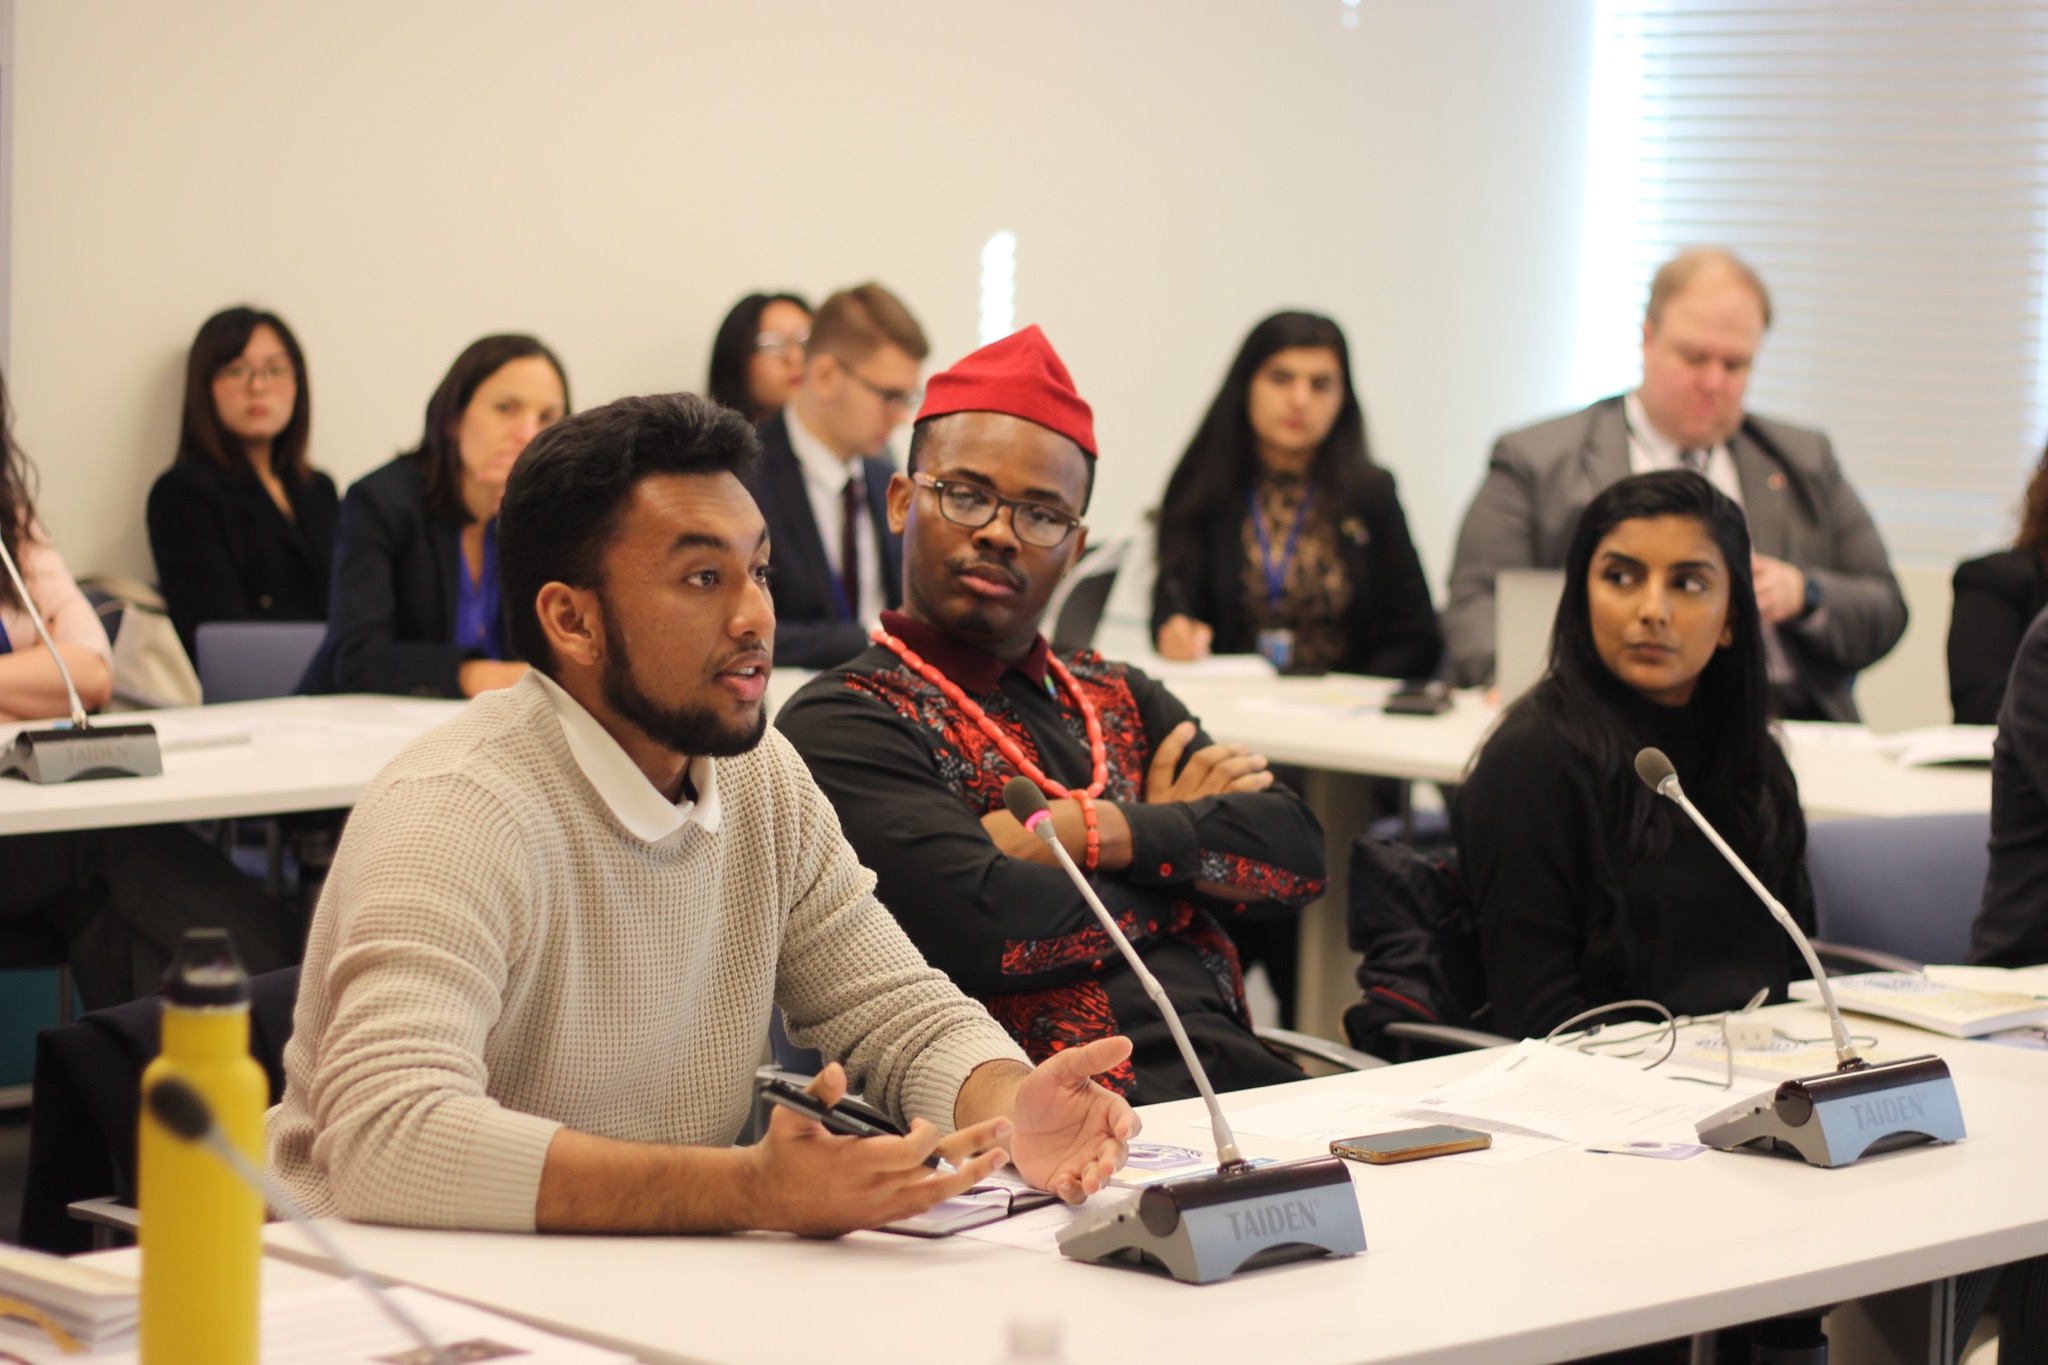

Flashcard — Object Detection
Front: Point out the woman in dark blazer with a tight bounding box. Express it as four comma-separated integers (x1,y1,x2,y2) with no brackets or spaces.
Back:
1951,443,2048,724
148,308,338,660
306,335,569,698
1151,311,1441,679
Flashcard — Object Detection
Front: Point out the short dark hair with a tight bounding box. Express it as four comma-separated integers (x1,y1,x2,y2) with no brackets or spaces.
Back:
706,291,811,422
411,334,572,524
907,416,1096,514
498,392,762,673
177,306,314,483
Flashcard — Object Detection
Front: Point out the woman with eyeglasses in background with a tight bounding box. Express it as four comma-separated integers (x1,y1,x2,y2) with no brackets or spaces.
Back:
4,363,293,1006
706,291,811,423
148,307,338,660
304,334,569,699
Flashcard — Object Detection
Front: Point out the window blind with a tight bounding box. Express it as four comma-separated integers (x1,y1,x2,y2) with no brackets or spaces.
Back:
1572,0,2048,563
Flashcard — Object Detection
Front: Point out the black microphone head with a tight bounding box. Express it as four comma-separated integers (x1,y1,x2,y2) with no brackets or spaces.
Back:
146,1075,216,1142
1634,747,1678,796
1003,776,1051,825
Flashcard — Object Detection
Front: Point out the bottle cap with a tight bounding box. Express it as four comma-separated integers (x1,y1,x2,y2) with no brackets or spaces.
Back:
162,929,250,1007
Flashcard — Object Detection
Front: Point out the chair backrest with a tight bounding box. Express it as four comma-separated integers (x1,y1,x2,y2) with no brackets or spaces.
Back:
18,966,300,1252
769,1007,823,1076
195,621,329,704
1046,537,1128,654
1806,813,1991,967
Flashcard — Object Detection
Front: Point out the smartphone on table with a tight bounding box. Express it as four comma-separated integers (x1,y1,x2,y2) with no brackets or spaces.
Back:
1330,1124,1490,1164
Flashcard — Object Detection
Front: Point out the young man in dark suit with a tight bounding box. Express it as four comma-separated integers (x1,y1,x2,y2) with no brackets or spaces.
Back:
746,283,928,667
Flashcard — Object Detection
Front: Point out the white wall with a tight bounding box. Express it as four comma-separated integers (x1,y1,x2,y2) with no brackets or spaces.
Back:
10,0,1594,598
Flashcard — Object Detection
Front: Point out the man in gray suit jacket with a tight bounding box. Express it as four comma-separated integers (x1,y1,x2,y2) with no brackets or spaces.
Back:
1443,247,1904,722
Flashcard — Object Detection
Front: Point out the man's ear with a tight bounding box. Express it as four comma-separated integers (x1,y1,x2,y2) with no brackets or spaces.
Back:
1062,524,1089,576
886,471,913,535
536,582,603,670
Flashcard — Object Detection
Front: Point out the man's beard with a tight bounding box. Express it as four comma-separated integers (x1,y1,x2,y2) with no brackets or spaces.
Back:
600,618,767,759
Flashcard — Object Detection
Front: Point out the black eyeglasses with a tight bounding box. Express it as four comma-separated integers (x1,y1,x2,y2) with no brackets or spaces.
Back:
913,473,1083,548
844,367,923,412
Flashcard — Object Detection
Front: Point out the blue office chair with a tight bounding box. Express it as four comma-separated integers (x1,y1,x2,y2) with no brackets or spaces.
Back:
1806,812,1991,968
194,621,329,705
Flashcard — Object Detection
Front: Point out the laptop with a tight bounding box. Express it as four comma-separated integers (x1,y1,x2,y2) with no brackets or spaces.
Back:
1494,567,1565,704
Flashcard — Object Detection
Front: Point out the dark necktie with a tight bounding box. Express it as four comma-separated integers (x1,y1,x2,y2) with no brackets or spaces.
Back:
840,474,862,620
1681,448,1709,475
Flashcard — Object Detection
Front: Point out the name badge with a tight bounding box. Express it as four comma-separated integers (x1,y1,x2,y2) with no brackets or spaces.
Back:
1256,628,1295,672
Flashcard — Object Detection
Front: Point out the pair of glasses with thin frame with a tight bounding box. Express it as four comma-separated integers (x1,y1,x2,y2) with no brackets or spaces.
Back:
754,329,809,354
216,362,294,386
912,472,1083,548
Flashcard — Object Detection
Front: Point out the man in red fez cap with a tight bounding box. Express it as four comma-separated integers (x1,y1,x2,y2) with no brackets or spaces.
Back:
780,327,1327,1103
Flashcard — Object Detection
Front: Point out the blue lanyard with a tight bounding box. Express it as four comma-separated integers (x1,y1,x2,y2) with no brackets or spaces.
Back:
1248,482,1315,614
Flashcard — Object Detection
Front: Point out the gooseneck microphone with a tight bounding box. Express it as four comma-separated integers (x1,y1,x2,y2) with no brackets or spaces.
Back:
1633,747,1856,1065
145,1077,450,1364
1000,775,1365,1282
1003,776,1244,1166
1633,748,1966,1167
0,532,161,783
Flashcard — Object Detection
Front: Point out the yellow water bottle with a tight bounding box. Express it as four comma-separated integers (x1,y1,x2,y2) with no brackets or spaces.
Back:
139,929,266,1365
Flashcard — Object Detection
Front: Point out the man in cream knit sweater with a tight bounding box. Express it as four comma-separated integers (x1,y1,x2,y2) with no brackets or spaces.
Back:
269,392,1136,1235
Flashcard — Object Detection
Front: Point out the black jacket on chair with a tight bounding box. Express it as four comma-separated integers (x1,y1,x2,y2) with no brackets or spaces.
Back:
304,455,510,697
743,411,902,669
18,967,300,1253
146,459,340,660
1950,547,2048,726
1151,466,1443,679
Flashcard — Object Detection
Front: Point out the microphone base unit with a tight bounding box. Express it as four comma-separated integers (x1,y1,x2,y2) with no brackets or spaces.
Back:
1057,1156,1365,1284
1696,1055,1964,1168
2,724,162,783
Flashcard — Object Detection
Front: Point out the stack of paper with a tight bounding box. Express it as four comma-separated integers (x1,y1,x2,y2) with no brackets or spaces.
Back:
1923,963,2048,999
1791,973,2048,1037
0,1245,137,1347
0,1280,635,1364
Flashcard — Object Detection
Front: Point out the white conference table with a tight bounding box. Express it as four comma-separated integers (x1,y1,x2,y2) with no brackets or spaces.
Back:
262,1007,2048,1365
0,695,469,836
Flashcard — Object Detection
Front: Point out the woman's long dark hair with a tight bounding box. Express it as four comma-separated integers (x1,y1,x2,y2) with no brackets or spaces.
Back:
176,306,313,482
1155,311,1373,590
1512,469,1801,869
411,334,570,524
0,366,39,612
705,291,810,422
2016,436,2048,571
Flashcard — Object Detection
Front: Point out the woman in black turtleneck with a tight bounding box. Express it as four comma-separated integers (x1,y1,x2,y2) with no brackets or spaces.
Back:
1454,470,1814,1039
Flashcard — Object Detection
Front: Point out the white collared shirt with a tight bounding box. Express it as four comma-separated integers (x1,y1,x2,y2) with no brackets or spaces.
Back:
1624,391,1744,510
785,406,884,628
534,671,721,843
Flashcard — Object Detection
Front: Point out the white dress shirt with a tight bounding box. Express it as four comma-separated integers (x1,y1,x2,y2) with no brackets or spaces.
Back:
534,669,721,842
785,407,884,629
1624,391,1745,509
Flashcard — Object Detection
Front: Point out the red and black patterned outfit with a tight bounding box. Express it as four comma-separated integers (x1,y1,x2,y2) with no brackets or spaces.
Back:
777,610,1327,1105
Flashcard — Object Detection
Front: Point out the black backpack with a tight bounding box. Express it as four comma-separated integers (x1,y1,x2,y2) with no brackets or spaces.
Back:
1341,835,1490,1056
